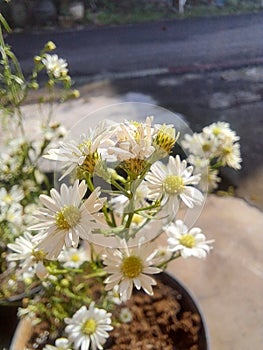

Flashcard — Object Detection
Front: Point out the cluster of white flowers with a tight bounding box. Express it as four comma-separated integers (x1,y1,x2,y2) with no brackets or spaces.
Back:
0,33,81,309
42,54,69,79
0,127,67,269
182,121,242,191
5,116,242,350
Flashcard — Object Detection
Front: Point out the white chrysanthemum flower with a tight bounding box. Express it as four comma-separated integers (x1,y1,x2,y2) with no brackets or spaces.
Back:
107,116,155,161
43,338,72,350
181,133,204,157
164,220,214,259
199,166,221,192
119,307,133,323
151,246,173,266
0,204,23,225
0,185,24,207
145,155,204,217
65,303,113,350
152,122,178,156
203,121,240,143
106,285,122,305
187,155,221,192
7,232,48,278
103,240,162,302
30,180,106,259
58,246,90,268
218,140,242,170
44,139,86,179
182,132,219,159
42,54,68,78
183,123,242,171
44,122,114,180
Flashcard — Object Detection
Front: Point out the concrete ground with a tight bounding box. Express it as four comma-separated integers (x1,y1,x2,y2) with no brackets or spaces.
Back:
1,65,263,349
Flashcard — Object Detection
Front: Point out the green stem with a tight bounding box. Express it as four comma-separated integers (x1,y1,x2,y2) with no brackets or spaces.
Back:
158,252,181,269
46,267,83,274
83,270,107,279
210,160,223,170
110,178,130,198
124,211,134,229
86,174,95,192
109,209,117,227
102,205,114,227
134,201,160,214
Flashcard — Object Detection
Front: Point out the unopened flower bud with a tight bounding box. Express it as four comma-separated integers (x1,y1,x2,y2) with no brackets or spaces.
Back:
34,55,42,64
45,41,56,51
72,89,80,98
24,277,33,285
49,121,60,129
60,278,69,287
30,82,39,90
63,75,71,84
47,79,55,87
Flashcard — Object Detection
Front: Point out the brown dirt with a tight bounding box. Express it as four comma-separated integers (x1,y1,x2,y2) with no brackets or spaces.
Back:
105,279,201,350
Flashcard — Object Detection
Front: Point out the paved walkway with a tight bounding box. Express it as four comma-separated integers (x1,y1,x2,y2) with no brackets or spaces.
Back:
167,195,263,350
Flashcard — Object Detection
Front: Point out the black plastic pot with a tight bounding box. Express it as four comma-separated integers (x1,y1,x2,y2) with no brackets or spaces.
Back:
0,304,19,349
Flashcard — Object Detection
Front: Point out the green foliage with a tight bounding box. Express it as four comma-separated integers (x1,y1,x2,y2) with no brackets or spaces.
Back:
19,259,110,341
83,0,263,26
0,14,79,270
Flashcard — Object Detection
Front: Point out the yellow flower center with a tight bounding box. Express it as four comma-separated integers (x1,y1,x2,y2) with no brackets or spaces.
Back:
212,127,221,136
82,318,97,335
3,194,12,204
179,234,196,248
132,214,144,225
121,255,143,278
154,129,176,153
121,158,146,178
32,249,47,261
80,152,99,175
164,175,184,194
55,206,81,230
71,253,80,262
222,146,232,155
202,143,211,152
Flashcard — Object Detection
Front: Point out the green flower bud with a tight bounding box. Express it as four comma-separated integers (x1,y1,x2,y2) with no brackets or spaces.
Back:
45,41,56,51
34,55,42,64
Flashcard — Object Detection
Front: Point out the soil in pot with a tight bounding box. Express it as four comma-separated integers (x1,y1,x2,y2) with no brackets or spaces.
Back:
21,274,207,350
106,278,202,350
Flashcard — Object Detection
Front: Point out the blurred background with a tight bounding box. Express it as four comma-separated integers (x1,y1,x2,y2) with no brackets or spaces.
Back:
1,1,263,349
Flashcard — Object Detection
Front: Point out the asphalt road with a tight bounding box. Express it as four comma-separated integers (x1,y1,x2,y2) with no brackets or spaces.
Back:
3,11,263,210
6,11,263,79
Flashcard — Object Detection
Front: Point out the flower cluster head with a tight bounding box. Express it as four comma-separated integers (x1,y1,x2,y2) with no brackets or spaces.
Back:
33,116,207,254
42,54,68,79
18,116,213,272
182,121,242,191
